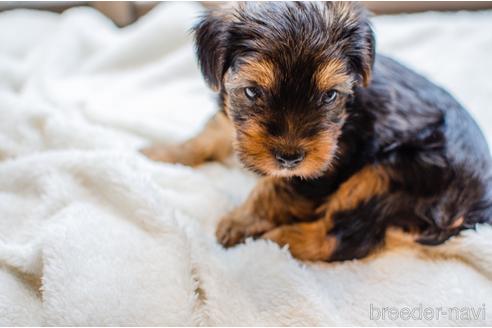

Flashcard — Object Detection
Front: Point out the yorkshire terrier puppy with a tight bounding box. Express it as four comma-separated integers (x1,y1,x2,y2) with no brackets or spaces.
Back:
142,2,492,261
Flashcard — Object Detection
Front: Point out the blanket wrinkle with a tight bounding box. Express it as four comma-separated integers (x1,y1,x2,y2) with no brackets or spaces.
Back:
0,2,492,326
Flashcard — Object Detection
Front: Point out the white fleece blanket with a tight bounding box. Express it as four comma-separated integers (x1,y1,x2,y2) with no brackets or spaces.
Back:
1,3,492,326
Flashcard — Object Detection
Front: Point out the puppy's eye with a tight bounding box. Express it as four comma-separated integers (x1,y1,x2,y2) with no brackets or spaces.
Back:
244,87,261,100
322,90,338,104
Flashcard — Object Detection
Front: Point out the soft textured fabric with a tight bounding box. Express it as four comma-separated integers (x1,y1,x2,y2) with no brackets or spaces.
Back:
0,3,491,326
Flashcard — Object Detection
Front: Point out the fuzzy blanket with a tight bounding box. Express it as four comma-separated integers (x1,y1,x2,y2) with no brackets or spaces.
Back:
1,3,491,326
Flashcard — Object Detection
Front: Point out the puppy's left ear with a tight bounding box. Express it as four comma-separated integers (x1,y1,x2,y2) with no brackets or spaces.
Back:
193,11,231,92
330,2,375,87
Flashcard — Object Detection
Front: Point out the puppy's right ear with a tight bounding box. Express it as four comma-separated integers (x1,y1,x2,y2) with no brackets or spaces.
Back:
194,11,230,92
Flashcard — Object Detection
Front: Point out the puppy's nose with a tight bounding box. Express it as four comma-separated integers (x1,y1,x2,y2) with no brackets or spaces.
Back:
275,150,305,168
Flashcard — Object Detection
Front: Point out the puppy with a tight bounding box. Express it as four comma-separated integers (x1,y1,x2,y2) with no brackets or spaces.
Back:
142,2,492,261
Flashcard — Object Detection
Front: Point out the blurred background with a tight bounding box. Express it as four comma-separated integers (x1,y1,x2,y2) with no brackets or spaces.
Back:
1,1,492,27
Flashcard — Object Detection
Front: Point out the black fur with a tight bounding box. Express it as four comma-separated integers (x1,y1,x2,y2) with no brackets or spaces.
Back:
301,55,492,260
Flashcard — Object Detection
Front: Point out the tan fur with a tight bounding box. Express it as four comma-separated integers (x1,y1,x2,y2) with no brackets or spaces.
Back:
224,58,276,90
326,2,373,87
141,111,234,166
318,165,390,227
235,119,274,173
216,176,317,247
315,59,354,93
259,165,390,260
242,58,276,89
236,119,342,179
294,129,342,179
262,221,337,261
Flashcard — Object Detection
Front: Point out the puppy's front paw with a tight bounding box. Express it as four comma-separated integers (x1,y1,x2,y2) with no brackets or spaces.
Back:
216,212,274,248
262,221,336,261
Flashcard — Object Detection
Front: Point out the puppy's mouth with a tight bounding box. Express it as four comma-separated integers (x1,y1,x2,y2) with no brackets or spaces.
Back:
268,150,331,179
269,153,332,179
235,125,340,179
236,141,335,179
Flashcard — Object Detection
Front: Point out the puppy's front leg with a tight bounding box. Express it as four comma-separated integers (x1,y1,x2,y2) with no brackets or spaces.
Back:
217,177,317,247
141,111,234,166
262,221,337,261
262,165,390,261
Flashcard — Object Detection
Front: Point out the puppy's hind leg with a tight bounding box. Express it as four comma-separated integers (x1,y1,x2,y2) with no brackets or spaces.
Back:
141,111,234,166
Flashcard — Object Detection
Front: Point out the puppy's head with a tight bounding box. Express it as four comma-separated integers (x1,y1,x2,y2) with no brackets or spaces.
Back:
194,2,375,179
